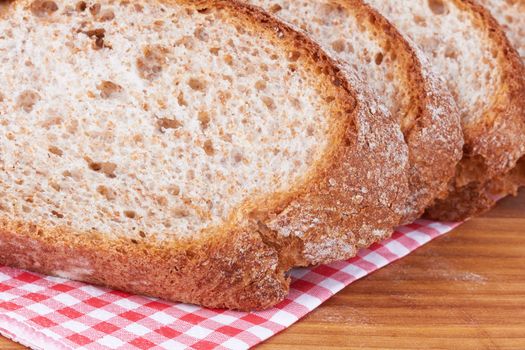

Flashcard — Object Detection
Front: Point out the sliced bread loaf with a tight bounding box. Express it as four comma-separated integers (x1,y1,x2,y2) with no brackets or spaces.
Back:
244,0,463,224
0,0,409,309
367,0,525,221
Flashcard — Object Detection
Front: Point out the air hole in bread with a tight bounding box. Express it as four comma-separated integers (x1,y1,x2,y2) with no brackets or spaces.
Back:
17,90,40,112
288,50,301,62
261,96,276,110
444,47,458,59
168,185,180,196
196,7,210,14
428,0,446,15
82,28,111,50
375,52,384,65
414,15,426,26
89,2,101,16
41,116,62,129
48,145,63,156
97,80,122,98
198,111,210,129
98,8,115,22
194,26,208,41
172,207,189,218
137,45,168,79
331,39,345,53
177,92,187,106
155,196,168,206
233,152,243,163
85,158,117,178
269,4,282,13
203,140,214,156
223,54,233,66
30,0,58,17
289,96,302,110
97,185,116,200
255,80,266,91
75,1,86,12
157,117,182,132
49,181,61,191
51,210,64,218
188,78,207,91
124,210,136,219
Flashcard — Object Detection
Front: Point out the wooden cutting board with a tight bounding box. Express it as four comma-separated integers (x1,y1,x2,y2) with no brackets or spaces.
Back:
1,190,524,349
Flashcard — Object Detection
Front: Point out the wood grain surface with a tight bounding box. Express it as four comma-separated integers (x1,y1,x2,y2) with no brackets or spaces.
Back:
1,190,524,350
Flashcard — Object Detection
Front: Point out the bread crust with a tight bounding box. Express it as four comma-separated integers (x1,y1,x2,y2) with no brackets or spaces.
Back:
0,219,290,310
348,0,464,223
0,0,409,309
425,0,525,221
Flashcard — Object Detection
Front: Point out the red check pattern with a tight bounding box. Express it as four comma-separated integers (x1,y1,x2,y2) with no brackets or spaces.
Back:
0,219,459,350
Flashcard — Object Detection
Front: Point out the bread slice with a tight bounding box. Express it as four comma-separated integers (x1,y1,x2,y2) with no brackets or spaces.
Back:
476,0,525,195
367,0,525,221
0,0,409,309
245,0,464,224
477,0,525,60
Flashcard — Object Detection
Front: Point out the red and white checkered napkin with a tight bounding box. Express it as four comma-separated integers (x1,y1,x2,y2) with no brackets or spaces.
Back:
0,219,458,350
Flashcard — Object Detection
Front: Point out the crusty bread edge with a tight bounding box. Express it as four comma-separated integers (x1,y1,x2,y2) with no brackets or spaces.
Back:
0,218,291,310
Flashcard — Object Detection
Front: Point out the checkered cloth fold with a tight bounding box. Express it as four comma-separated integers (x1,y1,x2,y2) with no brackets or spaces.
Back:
0,219,458,350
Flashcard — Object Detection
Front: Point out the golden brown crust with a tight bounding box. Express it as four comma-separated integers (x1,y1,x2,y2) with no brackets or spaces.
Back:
348,0,464,223
426,0,525,221
0,0,409,309
0,219,289,310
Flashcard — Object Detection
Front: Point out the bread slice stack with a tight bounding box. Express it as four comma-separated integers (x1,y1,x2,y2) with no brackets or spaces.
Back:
365,0,525,221
0,0,523,310
244,0,464,224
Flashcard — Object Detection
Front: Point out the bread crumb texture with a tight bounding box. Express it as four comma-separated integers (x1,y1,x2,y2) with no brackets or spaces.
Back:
367,0,499,125
251,0,414,129
0,0,335,240
477,0,524,59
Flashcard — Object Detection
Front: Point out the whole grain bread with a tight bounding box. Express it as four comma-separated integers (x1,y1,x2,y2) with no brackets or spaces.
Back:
367,0,525,221
0,0,409,309
244,0,464,224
